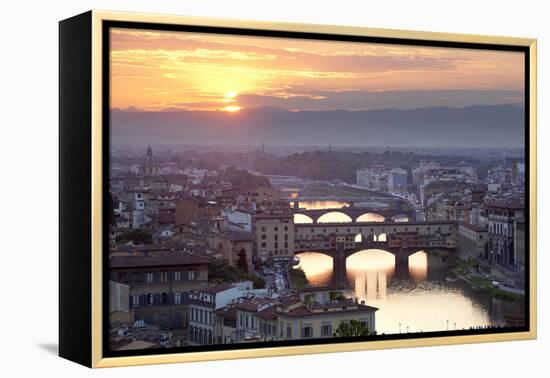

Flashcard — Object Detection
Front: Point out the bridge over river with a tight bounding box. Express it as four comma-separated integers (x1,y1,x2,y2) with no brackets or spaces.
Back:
293,220,458,286
293,207,411,223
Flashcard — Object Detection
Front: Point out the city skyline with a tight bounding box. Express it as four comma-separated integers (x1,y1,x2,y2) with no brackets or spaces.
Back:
107,27,527,352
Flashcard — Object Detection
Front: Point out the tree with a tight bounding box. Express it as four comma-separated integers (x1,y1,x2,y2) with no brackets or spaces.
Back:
208,258,265,289
236,249,249,273
334,320,372,337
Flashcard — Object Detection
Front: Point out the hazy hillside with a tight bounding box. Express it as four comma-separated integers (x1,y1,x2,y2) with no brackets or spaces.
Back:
111,105,524,148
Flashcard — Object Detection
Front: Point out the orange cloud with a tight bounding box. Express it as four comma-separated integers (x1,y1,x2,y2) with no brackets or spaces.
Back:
110,28,524,111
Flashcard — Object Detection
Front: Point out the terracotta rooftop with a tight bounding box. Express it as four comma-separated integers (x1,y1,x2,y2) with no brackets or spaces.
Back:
200,283,236,294
257,305,278,320
486,198,524,210
277,301,378,318
109,250,212,268
236,297,277,312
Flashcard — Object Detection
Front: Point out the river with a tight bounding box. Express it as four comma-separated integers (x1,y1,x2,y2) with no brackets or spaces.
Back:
291,200,517,334
294,250,516,334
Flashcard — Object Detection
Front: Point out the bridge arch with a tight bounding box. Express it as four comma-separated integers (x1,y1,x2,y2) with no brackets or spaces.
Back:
317,211,353,223
294,213,314,224
390,213,409,222
356,212,385,223
408,250,428,281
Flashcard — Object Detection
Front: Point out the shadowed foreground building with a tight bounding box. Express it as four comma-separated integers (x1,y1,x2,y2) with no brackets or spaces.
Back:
109,250,211,333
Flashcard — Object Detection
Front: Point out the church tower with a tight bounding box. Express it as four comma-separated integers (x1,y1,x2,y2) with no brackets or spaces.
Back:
141,145,159,175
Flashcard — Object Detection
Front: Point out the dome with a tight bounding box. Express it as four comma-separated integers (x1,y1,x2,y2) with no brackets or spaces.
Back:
141,145,159,175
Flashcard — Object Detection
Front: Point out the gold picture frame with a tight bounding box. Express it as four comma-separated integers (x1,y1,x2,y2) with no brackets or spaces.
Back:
59,10,537,368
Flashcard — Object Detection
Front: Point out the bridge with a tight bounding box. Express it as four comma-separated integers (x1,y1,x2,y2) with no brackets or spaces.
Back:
293,207,411,223
293,220,458,286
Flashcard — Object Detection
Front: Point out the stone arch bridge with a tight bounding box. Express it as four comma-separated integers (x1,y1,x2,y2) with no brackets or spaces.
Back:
293,221,458,285
294,207,411,223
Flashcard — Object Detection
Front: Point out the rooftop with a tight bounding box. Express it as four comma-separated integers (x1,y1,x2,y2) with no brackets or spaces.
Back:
276,301,378,318
200,283,236,294
459,222,488,233
298,286,346,293
486,198,524,210
236,297,278,312
109,250,212,269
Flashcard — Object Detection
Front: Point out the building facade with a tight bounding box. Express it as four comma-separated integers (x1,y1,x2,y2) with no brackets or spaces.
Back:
276,299,378,340
254,208,295,261
457,222,488,260
486,200,524,269
109,251,211,334
188,282,254,345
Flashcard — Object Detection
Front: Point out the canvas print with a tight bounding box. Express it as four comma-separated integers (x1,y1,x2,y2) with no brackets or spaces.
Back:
107,27,527,353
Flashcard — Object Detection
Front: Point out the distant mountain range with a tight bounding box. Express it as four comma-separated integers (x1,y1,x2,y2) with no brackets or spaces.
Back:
111,104,524,148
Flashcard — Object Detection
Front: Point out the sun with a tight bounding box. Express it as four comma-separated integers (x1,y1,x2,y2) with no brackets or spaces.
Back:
225,91,237,100
222,91,240,112
224,105,241,112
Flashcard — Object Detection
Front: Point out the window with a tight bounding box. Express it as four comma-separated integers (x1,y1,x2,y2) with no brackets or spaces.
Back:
321,323,332,337
301,325,313,338
261,226,266,232
175,291,181,305
286,326,291,339
132,294,139,308
261,234,266,240
188,270,196,280
174,271,182,281
160,271,169,282
274,227,278,231
284,226,288,231
284,234,288,240
146,272,154,283
261,242,266,248
147,293,154,305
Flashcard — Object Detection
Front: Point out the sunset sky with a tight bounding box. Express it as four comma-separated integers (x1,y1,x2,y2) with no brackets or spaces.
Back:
110,28,524,112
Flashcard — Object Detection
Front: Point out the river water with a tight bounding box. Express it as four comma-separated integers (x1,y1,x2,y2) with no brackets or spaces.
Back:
295,250,514,334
